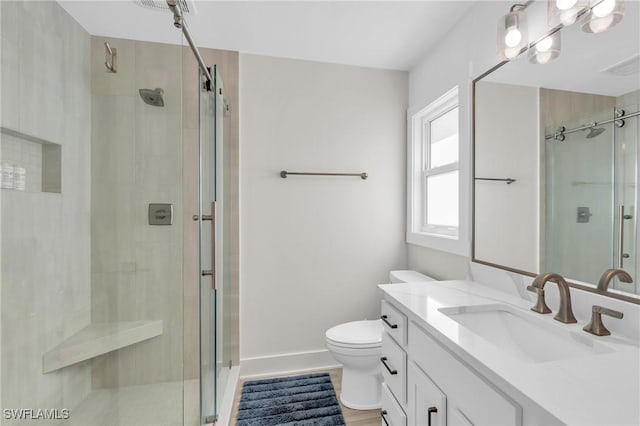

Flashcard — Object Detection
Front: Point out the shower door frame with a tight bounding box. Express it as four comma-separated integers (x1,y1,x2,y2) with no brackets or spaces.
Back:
197,66,218,425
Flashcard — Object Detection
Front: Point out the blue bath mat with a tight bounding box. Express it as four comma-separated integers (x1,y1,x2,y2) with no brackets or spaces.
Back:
236,373,346,426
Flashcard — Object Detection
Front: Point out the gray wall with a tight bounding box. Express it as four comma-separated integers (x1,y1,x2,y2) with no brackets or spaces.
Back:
0,0,92,417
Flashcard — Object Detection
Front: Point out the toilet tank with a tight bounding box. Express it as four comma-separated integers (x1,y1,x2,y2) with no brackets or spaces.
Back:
389,270,435,283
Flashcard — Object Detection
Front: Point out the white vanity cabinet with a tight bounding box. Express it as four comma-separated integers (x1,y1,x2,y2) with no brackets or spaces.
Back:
380,281,640,425
381,299,522,426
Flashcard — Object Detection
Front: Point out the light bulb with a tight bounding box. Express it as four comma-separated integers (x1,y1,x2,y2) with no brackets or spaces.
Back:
505,27,522,47
505,47,520,59
588,13,615,31
536,36,553,52
560,9,579,24
593,0,616,17
556,0,578,10
535,52,554,64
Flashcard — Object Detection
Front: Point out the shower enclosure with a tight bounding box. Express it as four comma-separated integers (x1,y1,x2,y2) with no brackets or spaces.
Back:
0,1,236,425
545,94,639,293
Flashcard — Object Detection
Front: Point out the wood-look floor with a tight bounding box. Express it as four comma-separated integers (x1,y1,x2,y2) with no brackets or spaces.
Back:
230,369,381,426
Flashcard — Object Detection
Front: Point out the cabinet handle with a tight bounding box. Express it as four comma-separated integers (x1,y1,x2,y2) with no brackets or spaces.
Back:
381,315,398,329
380,357,398,375
427,406,438,426
380,410,390,426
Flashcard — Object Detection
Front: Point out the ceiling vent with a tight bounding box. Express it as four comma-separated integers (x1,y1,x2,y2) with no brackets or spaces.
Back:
601,54,640,77
133,0,197,15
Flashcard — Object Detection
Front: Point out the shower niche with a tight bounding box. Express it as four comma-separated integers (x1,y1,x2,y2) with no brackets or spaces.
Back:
0,127,62,193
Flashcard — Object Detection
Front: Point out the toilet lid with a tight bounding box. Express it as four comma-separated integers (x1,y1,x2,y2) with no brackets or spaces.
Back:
326,320,382,348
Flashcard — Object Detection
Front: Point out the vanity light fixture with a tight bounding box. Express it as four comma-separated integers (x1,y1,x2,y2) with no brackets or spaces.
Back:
548,0,588,26
529,30,562,64
581,0,625,33
497,4,529,61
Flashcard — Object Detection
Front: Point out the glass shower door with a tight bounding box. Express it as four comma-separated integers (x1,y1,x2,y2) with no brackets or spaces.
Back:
198,65,231,425
198,66,216,425
613,104,638,293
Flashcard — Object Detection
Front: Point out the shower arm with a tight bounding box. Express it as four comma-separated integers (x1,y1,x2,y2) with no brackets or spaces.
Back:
544,109,639,140
166,0,213,88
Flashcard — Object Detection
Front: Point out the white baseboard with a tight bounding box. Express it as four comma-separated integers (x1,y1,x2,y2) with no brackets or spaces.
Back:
240,349,341,379
215,366,240,426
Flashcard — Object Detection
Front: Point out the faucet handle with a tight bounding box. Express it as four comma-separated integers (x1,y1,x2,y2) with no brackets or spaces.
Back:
526,285,552,314
598,306,624,319
583,305,624,336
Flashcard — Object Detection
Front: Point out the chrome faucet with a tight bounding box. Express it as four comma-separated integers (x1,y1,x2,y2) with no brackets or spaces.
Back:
527,272,577,324
597,268,633,291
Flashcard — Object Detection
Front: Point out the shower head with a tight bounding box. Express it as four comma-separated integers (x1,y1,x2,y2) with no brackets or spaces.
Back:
139,88,164,107
585,126,605,139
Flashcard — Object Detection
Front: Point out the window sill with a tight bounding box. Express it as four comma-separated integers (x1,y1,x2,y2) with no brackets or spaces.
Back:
406,230,469,257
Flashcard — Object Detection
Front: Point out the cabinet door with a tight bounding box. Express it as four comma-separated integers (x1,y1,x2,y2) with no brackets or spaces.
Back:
409,323,522,425
449,407,474,426
407,361,446,426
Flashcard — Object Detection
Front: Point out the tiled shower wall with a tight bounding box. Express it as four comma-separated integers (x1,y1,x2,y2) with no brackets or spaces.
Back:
90,36,185,388
0,0,92,418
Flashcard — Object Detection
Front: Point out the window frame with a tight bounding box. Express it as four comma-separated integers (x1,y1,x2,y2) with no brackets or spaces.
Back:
407,86,469,256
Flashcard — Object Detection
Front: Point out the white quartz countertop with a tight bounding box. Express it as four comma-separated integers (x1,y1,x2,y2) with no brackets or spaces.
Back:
378,280,640,426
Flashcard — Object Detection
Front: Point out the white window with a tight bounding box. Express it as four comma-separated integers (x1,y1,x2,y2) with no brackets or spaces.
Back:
407,86,467,255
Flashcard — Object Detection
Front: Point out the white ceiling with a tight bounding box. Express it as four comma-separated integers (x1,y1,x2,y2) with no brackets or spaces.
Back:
57,0,478,71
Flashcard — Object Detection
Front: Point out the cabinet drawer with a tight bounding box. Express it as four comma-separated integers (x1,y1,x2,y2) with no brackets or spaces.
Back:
381,383,407,426
381,300,407,346
381,331,406,405
408,322,522,426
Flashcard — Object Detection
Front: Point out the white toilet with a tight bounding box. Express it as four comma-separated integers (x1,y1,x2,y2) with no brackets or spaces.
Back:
325,270,434,410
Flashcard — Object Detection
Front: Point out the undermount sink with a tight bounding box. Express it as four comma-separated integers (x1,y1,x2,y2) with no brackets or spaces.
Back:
439,304,614,363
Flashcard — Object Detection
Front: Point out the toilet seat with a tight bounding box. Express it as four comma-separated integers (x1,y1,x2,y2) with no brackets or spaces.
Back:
325,320,382,349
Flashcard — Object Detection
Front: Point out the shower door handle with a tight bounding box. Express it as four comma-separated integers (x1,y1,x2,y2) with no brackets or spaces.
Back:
209,201,217,290
617,205,632,268
199,202,217,290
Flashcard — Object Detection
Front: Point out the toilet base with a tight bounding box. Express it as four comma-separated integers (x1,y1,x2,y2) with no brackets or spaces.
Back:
339,367,381,410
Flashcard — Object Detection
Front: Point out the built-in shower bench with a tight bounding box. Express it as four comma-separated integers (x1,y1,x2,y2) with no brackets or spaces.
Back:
43,320,163,373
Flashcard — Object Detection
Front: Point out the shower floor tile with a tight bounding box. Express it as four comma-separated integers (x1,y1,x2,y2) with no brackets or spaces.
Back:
67,379,199,426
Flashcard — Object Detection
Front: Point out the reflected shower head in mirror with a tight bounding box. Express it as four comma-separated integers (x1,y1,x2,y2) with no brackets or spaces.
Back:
139,88,164,107
584,124,606,139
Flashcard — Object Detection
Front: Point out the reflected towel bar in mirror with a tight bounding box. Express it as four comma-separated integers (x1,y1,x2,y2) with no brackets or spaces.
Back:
280,170,368,180
475,177,516,184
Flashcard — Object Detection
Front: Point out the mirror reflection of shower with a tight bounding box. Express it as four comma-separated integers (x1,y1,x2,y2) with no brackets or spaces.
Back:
584,124,606,139
139,88,165,107
544,101,639,290
547,108,628,141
